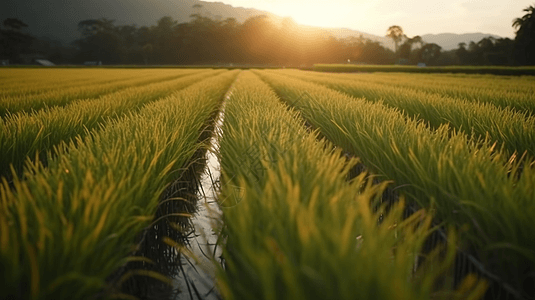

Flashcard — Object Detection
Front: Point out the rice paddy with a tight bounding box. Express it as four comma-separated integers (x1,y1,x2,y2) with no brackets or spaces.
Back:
1,68,533,300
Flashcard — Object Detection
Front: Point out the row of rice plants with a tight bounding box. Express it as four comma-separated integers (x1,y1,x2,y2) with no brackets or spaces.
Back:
304,70,535,95
0,69,226,180
300,70,535,115
272,70,535,158
255,70,535,298
0,70,238,300
0,69,207,117
0,69,159,97
0,68,116,88
312,64,535,76
0,68,191,91
281,69,535,115
386,73,533,95
215,71,486,300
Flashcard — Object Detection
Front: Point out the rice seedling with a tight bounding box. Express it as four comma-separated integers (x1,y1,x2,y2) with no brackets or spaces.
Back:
0,68,193,94
0,69,210,116
313,64,535,76
0,69,226,180
0,68,104,88
301,69,535,93
255,70,535,298
294,69,535,115
0,70,158,98
0,70,238,300
272,69,535,158
215,71,486,300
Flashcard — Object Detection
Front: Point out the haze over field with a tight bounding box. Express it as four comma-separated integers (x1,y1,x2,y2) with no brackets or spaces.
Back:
1,0,534,65
0,0,526,49
208,0,531,38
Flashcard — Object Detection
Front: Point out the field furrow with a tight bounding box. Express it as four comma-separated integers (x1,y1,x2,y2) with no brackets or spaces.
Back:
218,71,484,300
297,70,535,114
0,70,238,299
0,69,172,98
255,70,535,298
273,70,535,158
1,67,532,300
0,69,227,180
303,70,535,95
0,69,210,116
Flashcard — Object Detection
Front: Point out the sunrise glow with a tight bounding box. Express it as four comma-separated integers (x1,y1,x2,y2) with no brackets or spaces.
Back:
205,0,533,38
265,1,372,30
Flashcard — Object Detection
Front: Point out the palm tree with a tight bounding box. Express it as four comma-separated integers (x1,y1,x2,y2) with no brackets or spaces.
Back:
513,5,535,33
386,25,404,53
512,4,535,65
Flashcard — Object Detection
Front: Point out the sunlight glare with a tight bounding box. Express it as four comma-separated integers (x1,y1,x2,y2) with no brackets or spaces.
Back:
274,1,368,29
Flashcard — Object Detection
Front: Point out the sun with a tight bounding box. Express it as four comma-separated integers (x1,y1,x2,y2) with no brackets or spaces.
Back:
274,3,342,28
270,1,369,29
212,0,371,29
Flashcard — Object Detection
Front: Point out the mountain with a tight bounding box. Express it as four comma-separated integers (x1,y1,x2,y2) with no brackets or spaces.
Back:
323,28,502,51
0,0,277,43
1,0,502,50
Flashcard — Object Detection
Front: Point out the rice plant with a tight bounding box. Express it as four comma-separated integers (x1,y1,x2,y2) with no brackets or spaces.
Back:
0,69,209,116
216,71,486,300
0,69,155,98
313,64,535,76
255,70,535,298
296,69,535,115
0,69,226,180
273,69,535,158
0,70,238,300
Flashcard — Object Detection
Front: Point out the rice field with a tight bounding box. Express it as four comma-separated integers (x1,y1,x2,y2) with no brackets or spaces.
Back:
1,68,533,300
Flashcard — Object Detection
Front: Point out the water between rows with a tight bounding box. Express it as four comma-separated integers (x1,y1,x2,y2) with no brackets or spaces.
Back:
173,106,226,300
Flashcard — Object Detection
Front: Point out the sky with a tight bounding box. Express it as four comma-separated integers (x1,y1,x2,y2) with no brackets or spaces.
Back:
205,0,533,38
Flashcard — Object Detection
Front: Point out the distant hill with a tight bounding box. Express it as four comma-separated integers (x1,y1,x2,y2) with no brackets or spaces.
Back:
0,0,277,43
420,33,503,50
1,0,502,50
324,29,503,51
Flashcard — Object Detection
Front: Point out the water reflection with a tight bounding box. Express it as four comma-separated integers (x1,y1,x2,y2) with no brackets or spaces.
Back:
173,109,225,300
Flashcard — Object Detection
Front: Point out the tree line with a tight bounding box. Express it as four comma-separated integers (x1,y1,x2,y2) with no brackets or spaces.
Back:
384,25,521,66
1,4,534,66
70,14,396,66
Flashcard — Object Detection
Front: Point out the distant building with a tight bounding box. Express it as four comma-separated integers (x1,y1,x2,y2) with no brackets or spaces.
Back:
84,61,102,66
20,53,47,65
35,59,55,66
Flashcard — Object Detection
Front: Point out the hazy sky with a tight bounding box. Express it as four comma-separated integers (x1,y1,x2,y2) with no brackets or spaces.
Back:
206,0,533,38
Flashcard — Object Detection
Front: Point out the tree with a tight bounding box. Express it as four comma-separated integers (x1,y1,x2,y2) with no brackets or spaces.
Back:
239,15,278,63
74,19,123,63
398,35,424,62
0,18,34,63
153,16,178,63
386,25,404,54
456,42,470,64
65,12,402,66
417,43,442,65
513,4,535,65
411,35,424,48
142,44,153,65
3,18,29,31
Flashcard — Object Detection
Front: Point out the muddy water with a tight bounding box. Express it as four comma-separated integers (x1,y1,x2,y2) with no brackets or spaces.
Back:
173,107,226,300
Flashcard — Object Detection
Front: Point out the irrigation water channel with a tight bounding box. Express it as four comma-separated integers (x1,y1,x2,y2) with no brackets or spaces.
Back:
167,99,526,300
172,104,226,300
